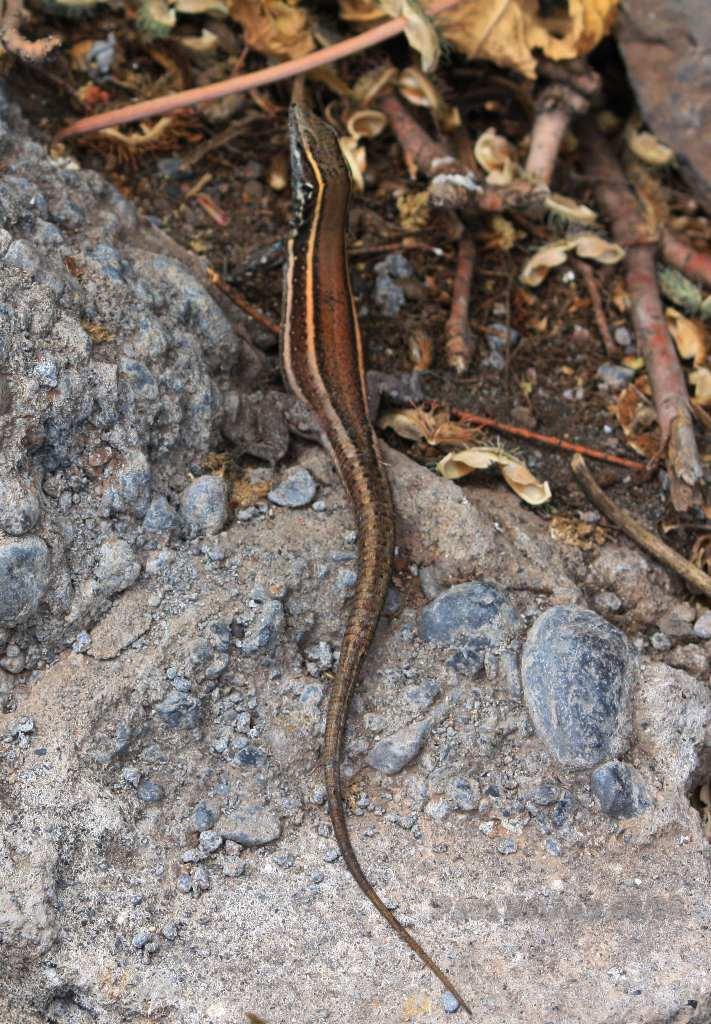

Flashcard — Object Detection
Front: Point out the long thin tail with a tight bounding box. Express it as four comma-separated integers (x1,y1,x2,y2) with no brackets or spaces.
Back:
324,758,472,1015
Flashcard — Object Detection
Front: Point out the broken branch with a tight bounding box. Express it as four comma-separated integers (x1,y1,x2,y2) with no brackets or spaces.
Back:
571,454,711,600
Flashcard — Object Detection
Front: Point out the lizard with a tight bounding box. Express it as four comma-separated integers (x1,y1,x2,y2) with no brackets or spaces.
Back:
280,101,471,1015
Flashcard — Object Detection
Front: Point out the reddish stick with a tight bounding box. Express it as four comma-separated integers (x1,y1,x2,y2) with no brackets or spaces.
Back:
425,400,647,471
444,235,477,374
579,123,702,510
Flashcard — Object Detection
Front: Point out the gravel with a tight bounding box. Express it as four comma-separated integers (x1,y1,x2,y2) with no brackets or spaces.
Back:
180,475,228,536
267,467,316,508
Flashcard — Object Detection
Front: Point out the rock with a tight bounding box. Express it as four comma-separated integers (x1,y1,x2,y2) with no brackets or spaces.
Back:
136,779,164,803
222,804,281,847
0,537,49,624
590,760,650,819
617,1,711,213
522,606,636,768
94,539,140,597
240,599,285,655
143,496,176,533
693,610,711,640
367,719,431,775
419,581,522,674
595,362,636,390
0,478,40,536
267,467,316,508
180,476,227,536
657,601,696,639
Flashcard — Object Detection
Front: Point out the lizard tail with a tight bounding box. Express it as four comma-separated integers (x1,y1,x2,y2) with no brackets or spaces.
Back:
324,758,473,1015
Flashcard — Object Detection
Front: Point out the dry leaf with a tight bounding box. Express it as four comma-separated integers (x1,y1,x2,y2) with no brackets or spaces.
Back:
436,0,620,80
175,0,228,13
379,407,479,447
666,308,706,366
473,127,516,185
572,234,625,264
352,64,399,106
345,108,387,140
625,118,675,167
544,193,597,225
519,240,570,287
407,329,434,371
437,447,551,505
396,191,430,231
482,214,520,252
380,0,440,71
613,375,661,458
229,0,314,60
550,515,606,550
689,366,711,406
338,136,366,191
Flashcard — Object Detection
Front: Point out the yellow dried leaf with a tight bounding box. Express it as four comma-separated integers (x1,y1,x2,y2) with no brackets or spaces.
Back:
407,329,434,371
689,366,711,407
437,447,551,505
379,407,479,447
544,193,598,225
436,0,620,80
338,0,383,22
380,0,440,71
397,66,441,110
396,191,430,232
175,0,228,13
380,408,431,442
178,28,219,53
666,308,706,367
473,127,516,185
229,0,315,60
572,234,625,264
345,108,387,140
352,64,399,106
519,240,571,287
485,214,519,252
625,120,675,167
338,136,366,191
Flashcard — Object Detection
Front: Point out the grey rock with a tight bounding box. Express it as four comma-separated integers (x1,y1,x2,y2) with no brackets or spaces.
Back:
0,479,40,536
522,606,635,768
442,992,460,1014
156,689,201,730
136,780,164,803
596,363,636,390
222,804,281,847
367,719,431,775
180,476,227,537
143,496,176,533
241,599,284,655
94,539,140,597
194,804,216,830
657,601,696,639
131,930,151,949
419,581,522,672
267,467,316,508
404,678,441,709
0,537,49,624
618,0,711,212
199,829,223,855
692,609,711,640
590,760,650,819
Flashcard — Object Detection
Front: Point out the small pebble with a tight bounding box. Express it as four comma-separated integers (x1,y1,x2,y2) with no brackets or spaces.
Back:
442,992,460,1014
180,475,228,536
324,848,340,863
136,780,165,803
367,719,431,775
591,760,650,818
693,610,711,640
497,838,517,855
650,631,672,651
267,467,316,508
199,829,223,855
131,930,151,949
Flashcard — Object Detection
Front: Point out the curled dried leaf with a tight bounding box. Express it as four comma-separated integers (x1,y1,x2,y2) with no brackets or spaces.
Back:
689,366,711,407
666,308,707,366
380,0,440,71
338,136,366,191
473,127,516,185
437,0,620,80
229,0,315,60
178,28,219,53
519,240,571,287
379,407,479,447
175,0,228,13
544,193,597,225
612,375,660,458
345,108,387,140
572,234,625,264
437,447,551,505
407,329,434,372
397,66,441,110
352,64,399,106
625,118,675,167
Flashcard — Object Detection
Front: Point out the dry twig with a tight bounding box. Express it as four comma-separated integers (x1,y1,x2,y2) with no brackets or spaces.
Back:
426,400,647,471
444,235,476,374
571,454,711,599
572,257,621,359
580,122,702,511
206,267,279,337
